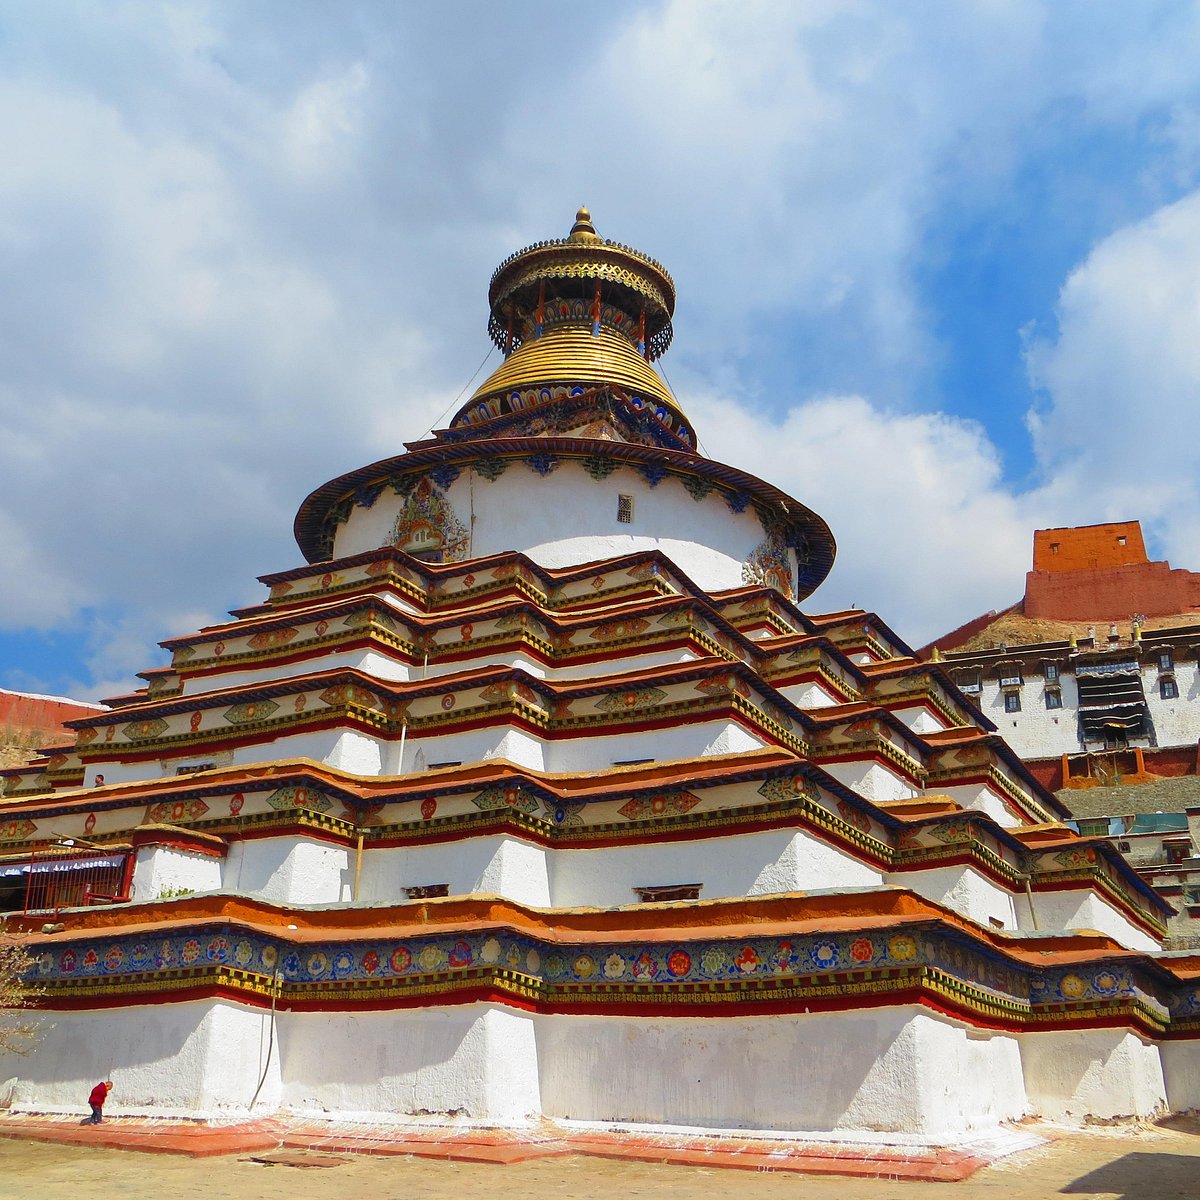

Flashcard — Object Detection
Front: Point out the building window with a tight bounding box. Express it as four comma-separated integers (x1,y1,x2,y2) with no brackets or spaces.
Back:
1160,677,1179,700
1117,535,1127,546
1044,662,1060,683
1159,650,1175,672
1003,691,1021,713
955,668,982,694
633,884,701,903
1165,841,1190,866
404,884,450,899
1045,688,1062,709
1077,818,1108,837
617,494,634,523
1050,542,1060,554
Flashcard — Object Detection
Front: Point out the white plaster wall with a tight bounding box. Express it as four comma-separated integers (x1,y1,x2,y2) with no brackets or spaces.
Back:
537,1008,1026,1135
392,720,765,778
892,706,948,735
549,828,881,909
977,672,1081,760
181,649,411,695
778,681,839,709
1020,1029,1167,1122
277,1004,540,1122
130,845,223,903
1028,890,1161,952
357,836,550,907
332,462,784,595
356,829,877,908
937,784,1023,830
1160,1040,1200,1112
0,1000,277,1118
227,837,352,905
823,759,919,801
1148,660,1200,747
892,866,1018,930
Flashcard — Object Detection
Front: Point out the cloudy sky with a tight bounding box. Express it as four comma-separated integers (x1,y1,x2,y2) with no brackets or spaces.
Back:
4,1,1200,701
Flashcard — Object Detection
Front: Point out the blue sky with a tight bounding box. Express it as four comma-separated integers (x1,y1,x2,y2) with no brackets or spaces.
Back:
4,1,1200,699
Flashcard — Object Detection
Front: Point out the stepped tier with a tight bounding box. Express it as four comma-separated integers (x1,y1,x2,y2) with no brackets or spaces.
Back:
4,210,1198,1134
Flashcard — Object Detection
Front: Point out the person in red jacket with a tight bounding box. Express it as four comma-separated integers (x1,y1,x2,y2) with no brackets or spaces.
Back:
87,1080,112,1124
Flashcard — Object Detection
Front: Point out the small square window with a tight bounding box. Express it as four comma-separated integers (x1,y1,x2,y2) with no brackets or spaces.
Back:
1045,688,1062,709
617,494,634,523
1159,651,1174,672
1117,535,1127,546
1050,542,1060,554
1044,662,1060,682
1160,678,1179,700
1004,692,1021,713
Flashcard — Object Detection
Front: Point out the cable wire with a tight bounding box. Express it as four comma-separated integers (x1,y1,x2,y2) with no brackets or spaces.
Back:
414,346,497,442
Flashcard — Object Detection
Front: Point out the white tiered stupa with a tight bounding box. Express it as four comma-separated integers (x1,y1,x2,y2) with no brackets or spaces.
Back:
1,210,1198,1134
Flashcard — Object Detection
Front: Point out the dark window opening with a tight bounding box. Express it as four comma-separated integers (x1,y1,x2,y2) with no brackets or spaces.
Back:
633,884,701,903
617,494,634,523
1165,841,1191,866
404,883,450,899
1003,691,1021,713
1159,651,1175,672
1044,662,1060,682
1160,678,1179,700
1045,688,1062,709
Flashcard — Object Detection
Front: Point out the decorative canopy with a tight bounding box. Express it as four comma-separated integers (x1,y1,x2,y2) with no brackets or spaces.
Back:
485,207,675,360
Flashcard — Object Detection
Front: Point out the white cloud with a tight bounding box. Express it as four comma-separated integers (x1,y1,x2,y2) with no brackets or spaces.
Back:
1026,188,1200,560
687,390,1039,646
5,2,1200,692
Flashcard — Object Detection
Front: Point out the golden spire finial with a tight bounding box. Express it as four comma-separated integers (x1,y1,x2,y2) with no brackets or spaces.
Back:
569,205,599,241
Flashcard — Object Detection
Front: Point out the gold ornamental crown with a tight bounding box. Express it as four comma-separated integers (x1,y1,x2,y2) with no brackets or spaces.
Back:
486,207,676,360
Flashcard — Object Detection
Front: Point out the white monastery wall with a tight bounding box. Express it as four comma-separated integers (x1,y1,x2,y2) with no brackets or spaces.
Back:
1019,1029,1167,1122
1149,659,1200,746
182,649,412,694
892,866,1019,931
972,659,1200,759
1028,890,1161,952
891,706,950,735
548,828,882,908
278,1005,540,1123
6,994,1192,1133
225,837,352,905
130,845,223,903
777,681,840,709
332,463,785,595
937,783,1024,829
354,829,880,910
1160,1041,1200,1112
0,1001,276,1119
537,1008,1026,1135
822,760,918,802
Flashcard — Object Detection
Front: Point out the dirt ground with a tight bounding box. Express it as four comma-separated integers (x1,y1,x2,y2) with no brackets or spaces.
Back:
2,1122,1199,1200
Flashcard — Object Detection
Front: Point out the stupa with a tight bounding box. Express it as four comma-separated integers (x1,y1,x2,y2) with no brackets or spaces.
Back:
2,210,1199,1135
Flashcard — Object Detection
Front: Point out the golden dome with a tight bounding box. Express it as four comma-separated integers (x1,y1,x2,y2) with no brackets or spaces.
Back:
459,323,678,417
